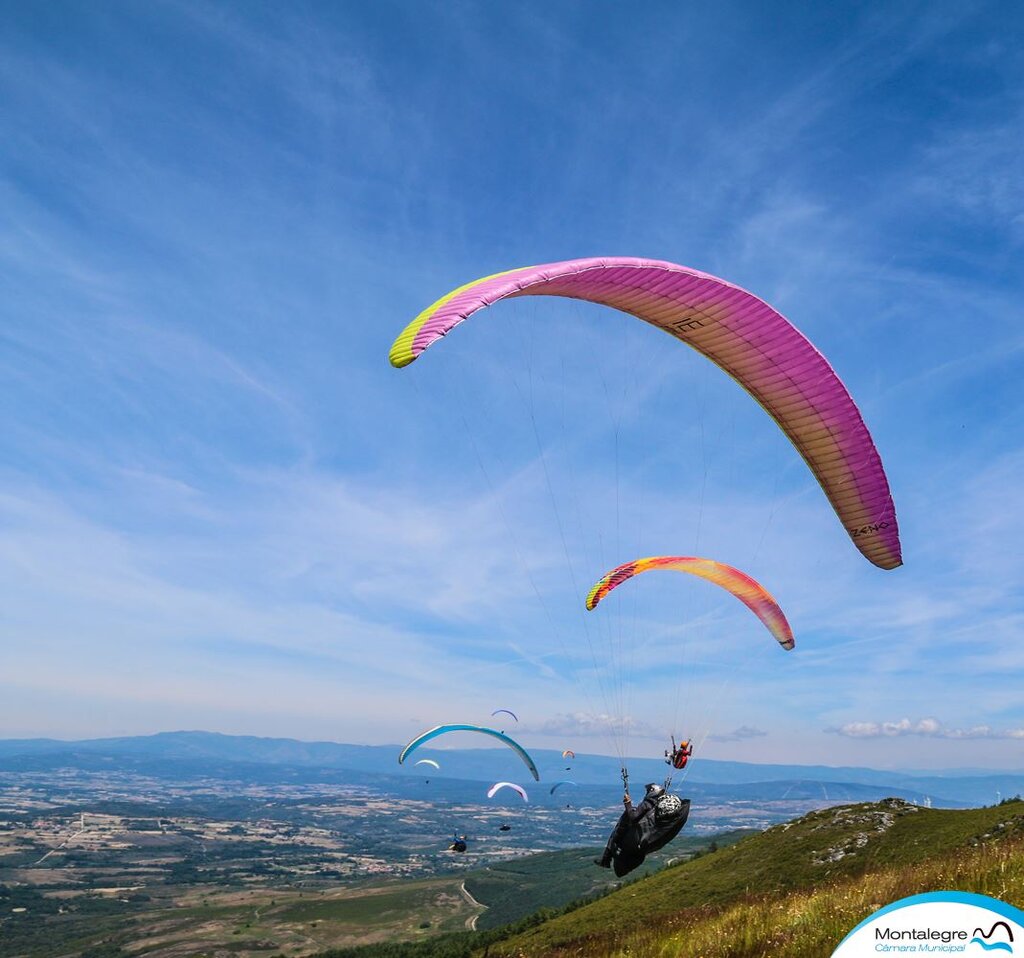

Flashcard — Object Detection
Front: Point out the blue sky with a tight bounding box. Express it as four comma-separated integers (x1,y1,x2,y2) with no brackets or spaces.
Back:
2,1,1022,769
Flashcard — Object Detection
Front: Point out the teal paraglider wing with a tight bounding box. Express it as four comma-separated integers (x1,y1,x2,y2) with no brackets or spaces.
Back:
398,724,540,781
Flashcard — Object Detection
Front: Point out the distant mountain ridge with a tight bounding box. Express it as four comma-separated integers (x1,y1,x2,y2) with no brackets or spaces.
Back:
1,730,1021,806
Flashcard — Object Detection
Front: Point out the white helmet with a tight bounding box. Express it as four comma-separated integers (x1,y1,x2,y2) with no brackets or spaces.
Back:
655,794,684,820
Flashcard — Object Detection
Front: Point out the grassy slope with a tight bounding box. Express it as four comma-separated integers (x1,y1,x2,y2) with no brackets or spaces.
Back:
489,799,1024,956
568,831,1024,958
465,831,752,930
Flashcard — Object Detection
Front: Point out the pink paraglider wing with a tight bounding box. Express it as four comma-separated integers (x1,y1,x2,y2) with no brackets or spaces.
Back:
390,258,900,570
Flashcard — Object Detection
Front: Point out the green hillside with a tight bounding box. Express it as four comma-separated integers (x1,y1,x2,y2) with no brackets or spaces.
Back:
465,831,752,929
311,832,748,958
534,827,1024,958
313,800,1024,958
490,798,1024,956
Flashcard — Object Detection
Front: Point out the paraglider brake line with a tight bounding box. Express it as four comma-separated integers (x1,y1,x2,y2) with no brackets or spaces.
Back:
620,766,629,796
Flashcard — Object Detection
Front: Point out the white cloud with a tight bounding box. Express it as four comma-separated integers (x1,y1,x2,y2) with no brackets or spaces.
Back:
521,711,660,740
912,112,1024,234
709,725,768,743
827,718,1024,740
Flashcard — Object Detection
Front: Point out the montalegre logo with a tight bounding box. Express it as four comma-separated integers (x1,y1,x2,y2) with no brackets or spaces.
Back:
832,891,1024,955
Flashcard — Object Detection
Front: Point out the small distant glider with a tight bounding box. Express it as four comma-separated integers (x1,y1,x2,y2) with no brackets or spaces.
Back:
487,782,529,802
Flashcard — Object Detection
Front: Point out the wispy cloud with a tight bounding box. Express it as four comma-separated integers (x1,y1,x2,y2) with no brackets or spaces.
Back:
521,712,661,740
912,110,1024,236
709,726,768,743
828,718,1024,740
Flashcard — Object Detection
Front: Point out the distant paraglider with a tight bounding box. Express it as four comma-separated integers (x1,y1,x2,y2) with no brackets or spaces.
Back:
487,782,529,802
491,708,519,723
414,758,439,785
399,724,540,781
666,738,693,771
549,781,578,795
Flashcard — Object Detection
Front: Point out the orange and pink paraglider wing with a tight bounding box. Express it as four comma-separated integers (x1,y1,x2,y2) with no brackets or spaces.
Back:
586,556,795,651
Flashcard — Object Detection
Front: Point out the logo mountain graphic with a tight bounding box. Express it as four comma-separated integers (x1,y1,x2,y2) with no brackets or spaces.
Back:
972,920,1014,953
